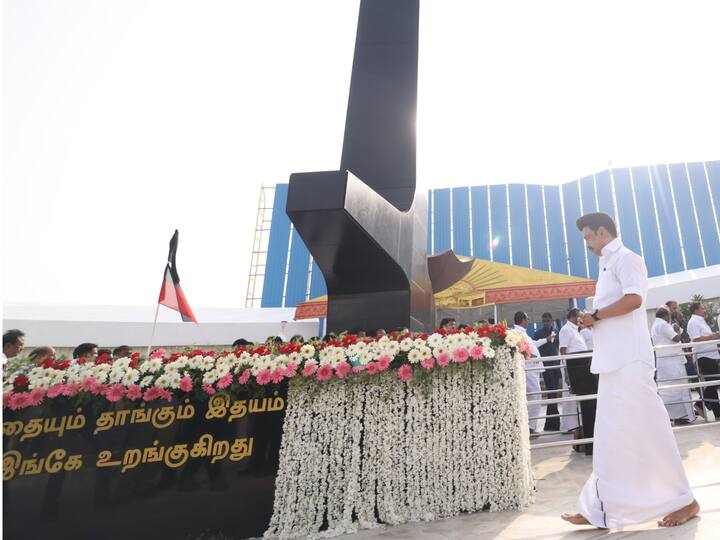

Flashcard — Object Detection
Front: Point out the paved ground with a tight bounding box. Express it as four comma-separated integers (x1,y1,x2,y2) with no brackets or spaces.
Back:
337,425,720,540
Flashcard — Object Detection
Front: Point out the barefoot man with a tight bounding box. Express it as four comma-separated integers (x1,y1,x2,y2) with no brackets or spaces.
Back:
561,212,699,529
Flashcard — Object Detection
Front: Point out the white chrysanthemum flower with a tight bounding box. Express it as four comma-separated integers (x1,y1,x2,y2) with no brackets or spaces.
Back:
108,369,125,384
140,375,154,388
427,333,444,348
300,344,316,359
399,338,414,352
164,363,179,374
407,349,423,364
199,356,215,371
121,369,140,386
155,374,171,388
504,331,520,347
167,373,182,389
202,370,219,385
484,347,496,358
113,358,131,370
141,358,162,374
432,345,449,357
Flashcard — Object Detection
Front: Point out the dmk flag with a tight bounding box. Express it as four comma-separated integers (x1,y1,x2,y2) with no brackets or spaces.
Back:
158,230,197,323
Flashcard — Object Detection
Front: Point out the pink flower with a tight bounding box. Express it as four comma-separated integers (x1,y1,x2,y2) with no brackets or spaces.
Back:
376,356,391,371
180,376,193,392
217,374,233,389
158,388,173,401
453,347,469,363
256,369,272,385
519,340,531,354
105,384,125,402
270,367,285,384
397,364,413,381
352,365,366,373
316,364,333,382
126,385,142,400
237,369,251,385
143,386,163,401
62,383,81,397
149,348,166,359
90,383,107,396
47,384,65,399
285,362,298,378
365,362,380,375
201,383,216,395
9,392,30,410
301,363,317,378
3,392,12,406
420,357,436,370
436,352,451,367
335,362,351,379
81,376,99,392
470,344,484,360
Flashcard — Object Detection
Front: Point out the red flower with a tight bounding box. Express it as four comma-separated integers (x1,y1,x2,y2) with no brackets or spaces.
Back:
13,375,29,392
54,360,70,370
95,353,111,365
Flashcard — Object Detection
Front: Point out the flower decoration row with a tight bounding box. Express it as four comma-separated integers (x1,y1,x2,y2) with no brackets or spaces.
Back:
3,324,530,411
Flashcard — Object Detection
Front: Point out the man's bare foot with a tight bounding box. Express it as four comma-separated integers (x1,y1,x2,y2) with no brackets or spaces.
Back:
561,513,591,525
658,499,700,527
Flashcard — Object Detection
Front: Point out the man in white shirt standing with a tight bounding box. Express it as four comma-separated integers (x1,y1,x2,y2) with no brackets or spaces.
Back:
513,311,545,434
562,212,698,529
580,326,594,350
686,302,720,419
651,307,695,424
558,308,586,433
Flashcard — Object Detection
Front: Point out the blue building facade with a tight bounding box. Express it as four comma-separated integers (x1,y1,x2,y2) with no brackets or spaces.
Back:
258,161,720,308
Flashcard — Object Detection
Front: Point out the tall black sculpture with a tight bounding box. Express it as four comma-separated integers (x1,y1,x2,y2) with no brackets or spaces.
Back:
286,0,434,334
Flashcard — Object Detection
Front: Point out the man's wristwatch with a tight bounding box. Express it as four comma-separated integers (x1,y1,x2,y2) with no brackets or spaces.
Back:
591,309,601,321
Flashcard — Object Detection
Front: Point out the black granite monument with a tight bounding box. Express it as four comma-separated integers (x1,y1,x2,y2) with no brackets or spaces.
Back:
286,0,434,334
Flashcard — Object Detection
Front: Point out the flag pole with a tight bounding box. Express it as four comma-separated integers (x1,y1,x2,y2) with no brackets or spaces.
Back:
146,301,161,359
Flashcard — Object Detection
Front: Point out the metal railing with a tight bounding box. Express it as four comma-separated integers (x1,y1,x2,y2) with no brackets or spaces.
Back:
521,337,720,450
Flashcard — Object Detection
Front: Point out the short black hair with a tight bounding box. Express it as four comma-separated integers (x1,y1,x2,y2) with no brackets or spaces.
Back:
665,300,678,307
541,312,553,320
513,311,528,325
689,302,703,315
576,212,617,237
73,342,98,359
655,307,670,319
457,324,468,330
439,318,456,328
3,329,25,347
28,346,54,362
97,348,112,357
232,338,251,348
567,308,581,320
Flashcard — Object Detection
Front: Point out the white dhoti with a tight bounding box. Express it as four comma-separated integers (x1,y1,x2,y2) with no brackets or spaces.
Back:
526,370,542,431
578,361,693,528
656,361,695,421
560,362,579,432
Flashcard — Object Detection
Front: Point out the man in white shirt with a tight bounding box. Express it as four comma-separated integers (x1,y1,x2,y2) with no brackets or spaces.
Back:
651,307,695,423
2,329,25,366
513,311,545,434
686,302,720,418
558,308,586,433
579,326,594,350
562,212,698,529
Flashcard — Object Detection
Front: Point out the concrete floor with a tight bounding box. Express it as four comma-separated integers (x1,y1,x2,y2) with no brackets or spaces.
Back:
338,425,720,540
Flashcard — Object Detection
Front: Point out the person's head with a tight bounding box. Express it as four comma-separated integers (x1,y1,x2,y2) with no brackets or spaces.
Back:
112,345,132,359
665,300,679,313
513,311,528,328
655,307,671,322
541,312,554,331
488,318,495,325
567,308,581,324
289,334,305,344
576,212,618,256
28,346,56,366
439,318,456,331
3,329,25,358
374,328,386,337
690,302,705,317
232,338,251,348
73,342,98,361
97,348,112,357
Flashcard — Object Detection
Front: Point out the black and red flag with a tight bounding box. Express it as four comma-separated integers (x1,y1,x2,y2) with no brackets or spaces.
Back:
158,230,197,323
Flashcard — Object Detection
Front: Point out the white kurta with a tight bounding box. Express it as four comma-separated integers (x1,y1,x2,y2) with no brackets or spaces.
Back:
558,321,586,432
514,325,544,431
578,361,694,528
651,318,694,421
577,238,694,527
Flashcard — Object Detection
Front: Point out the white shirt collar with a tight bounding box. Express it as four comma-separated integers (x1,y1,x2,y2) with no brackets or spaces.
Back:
690,314,707,324
601,237,623,257
513,325,528,335
565,320,579,331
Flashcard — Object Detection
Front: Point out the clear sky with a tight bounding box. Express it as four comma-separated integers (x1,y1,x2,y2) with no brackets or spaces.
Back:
3,0,719,310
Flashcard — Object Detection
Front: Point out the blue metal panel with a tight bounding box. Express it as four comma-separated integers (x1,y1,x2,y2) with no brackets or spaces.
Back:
579,175,599,279
471,186,490,260
543,185,568,274
452,187,471,256
490,185,510,263
594,170,614,217
631,167,664,277
561,180,588,278
508,184,530,267
433,188,451,253
576,298,586,310
526,184,548,271
284,230,311,306
261,184,291,307
668,163,704,269
427,189,433,254
309,260,327,299
649,164,684,273
612,168,642,255
706,160,720,226
687,162,720,265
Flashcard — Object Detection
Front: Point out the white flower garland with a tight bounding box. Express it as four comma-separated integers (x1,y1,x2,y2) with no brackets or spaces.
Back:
264,347,535,539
